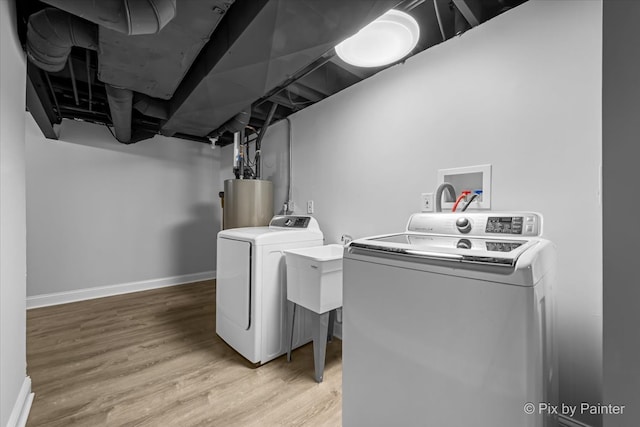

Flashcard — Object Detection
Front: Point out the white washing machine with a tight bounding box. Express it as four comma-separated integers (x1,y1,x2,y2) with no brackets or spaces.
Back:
216,215,323,365
343,212,558,427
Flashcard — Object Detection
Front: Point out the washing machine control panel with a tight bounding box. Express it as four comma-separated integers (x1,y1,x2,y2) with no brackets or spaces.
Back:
407,212,542,237
270,216,311,228
486,216,524,234
456,217,472,234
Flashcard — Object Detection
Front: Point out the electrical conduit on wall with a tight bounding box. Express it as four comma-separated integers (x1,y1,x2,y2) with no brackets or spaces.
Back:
285,118,293,215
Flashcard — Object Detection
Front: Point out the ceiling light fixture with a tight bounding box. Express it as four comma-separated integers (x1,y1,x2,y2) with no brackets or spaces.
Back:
335,9,420,68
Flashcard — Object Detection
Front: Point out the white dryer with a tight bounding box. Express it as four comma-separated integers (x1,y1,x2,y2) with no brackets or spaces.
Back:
343,212,558,427
216,215,323,365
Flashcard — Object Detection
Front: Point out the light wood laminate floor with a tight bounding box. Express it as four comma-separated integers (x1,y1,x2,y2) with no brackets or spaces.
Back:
26,281,342,426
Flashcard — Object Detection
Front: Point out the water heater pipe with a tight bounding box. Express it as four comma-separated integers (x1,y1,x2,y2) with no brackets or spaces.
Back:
239,128,246,178
233,131,241,179
254,102,278,179
285,117,293,214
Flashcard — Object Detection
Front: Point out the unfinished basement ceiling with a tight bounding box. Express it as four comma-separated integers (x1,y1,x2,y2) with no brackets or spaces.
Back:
18,0,528,146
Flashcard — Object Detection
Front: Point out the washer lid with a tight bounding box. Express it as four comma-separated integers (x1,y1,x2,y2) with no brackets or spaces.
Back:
349,233,539,267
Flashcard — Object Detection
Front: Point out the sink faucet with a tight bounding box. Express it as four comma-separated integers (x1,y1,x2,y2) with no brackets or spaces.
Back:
435,182,456,212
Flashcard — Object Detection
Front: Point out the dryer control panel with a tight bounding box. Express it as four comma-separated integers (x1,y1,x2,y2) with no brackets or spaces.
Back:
269,215,316,229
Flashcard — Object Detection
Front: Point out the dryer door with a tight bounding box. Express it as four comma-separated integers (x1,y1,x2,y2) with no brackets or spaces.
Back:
217,238,252,330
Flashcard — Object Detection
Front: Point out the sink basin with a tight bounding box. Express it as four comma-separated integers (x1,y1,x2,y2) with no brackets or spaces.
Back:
284,244,343,314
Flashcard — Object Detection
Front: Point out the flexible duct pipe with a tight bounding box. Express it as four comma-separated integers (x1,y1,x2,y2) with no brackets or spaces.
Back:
27,4,175,144
26,8,98,72
133,95,169,119
105,85,134,143
41,0,177,35
209,109,252,140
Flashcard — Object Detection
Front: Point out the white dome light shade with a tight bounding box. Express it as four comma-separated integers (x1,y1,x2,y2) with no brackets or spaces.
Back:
335,9,420,68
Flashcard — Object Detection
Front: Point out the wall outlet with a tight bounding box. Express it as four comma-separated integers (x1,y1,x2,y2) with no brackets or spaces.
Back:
307,200,314,214
420,193,434,212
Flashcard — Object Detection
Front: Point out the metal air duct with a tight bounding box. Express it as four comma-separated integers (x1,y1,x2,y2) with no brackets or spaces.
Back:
105,85,134,143
26,3,175,144
40,0,177,35
133,94,169,120
209,109,252,140
26,8,98,72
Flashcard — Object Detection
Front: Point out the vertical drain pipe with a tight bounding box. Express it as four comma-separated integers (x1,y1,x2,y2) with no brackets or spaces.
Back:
239,128,246,178
254,102,278,180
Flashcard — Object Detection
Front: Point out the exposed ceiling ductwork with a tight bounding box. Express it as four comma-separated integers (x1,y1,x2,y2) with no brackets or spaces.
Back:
104,84,134,143
19,0,528,146
25,1,212,144
26,8,98,73
161,0,400,137
40,0,177,36
26,7,140,143
209,109,252,141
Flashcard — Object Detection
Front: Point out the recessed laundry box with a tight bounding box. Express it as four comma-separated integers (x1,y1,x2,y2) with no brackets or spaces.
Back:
284,244,343,314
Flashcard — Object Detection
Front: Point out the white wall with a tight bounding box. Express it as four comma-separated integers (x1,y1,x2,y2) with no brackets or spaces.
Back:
25,117,221,301
603,2,640,426
0,0,30,425
222,1,603,425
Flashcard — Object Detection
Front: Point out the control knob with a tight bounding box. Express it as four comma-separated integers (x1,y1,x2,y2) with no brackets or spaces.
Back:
456,238,472,249
456,217,472,234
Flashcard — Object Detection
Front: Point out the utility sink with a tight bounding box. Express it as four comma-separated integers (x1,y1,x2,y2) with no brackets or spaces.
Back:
284,244,343,314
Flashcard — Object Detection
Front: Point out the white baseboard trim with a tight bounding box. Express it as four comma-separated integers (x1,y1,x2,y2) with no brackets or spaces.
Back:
27,271,215,309
6,376,34,427
559,414,594,427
